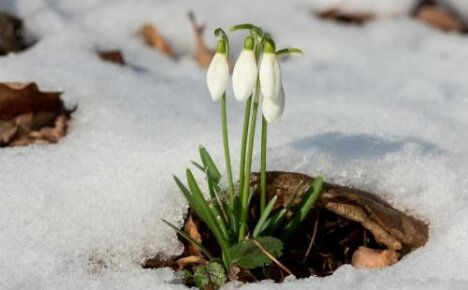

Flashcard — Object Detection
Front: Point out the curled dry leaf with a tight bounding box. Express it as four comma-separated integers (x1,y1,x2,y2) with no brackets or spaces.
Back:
415,5,463,32
140,24,175,58
351,246,399,269
0,83,73,147
176,255,207,270
184,212,203,256
251,171,429,253
188,12,215,69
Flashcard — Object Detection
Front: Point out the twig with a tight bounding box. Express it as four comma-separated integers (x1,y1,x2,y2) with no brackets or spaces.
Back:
253,239,294,277
303,210,319,263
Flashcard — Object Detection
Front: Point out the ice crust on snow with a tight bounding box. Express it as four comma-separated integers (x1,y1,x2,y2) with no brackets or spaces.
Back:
1,0,468,289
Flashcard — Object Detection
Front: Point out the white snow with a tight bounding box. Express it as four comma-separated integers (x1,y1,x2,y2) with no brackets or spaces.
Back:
1,0,468,289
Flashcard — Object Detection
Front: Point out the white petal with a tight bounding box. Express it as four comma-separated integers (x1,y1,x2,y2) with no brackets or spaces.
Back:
259,53,282,100
207,53,229,101
232,50,258,101
262,86,285,123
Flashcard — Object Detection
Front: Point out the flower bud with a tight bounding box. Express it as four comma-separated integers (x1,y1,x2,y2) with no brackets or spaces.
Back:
232,36,257,101
262,86,285,123
259,39,281,100
207,40,229,102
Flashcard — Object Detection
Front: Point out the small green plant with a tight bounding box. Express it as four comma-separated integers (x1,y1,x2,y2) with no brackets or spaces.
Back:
163,23,323,288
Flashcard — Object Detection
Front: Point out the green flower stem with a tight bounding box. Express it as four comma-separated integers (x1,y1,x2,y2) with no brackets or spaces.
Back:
220,94,235,206
238,81,261,241
260,116,267,214
238,97,252,203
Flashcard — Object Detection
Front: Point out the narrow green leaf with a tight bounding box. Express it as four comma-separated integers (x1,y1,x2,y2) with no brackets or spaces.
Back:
265,180,305,234
282,177,324,240
276,47,303,57
229,237,283,269
229,23,256,31
252,195,278,238
162,219,214,260
199,146,221,182
191,161,205,172
186,169,229,246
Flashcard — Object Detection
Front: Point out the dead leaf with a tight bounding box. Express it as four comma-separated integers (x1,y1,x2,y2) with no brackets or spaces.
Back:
415,5,463,32
176,255,207,270
188,12,215,69
98,50,125,65
251,171,429,253
0,13,26,55
184,213,203,256
315,8,374,25
140,24,175,58
0,83,72,147
351,246,399,269
142,253,178,270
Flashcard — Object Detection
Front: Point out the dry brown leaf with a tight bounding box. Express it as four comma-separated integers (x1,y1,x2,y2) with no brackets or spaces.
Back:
184,213,203,256
316,8,374,25
176,255,207,270
0,13,26,55
0,83,72,147
351,246,399,269
251,171,429,253
98,50,125,65
416,5,463,32
188,12,215,69
140,24,174,58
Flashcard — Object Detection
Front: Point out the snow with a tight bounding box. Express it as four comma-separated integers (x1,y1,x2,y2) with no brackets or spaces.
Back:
1,0,468,289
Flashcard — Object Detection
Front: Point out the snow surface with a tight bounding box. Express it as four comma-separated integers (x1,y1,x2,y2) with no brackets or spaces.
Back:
1,0,468,289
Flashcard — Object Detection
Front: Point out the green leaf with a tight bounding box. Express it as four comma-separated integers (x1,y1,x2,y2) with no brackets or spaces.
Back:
282,177,324,240
252,195,278,238
199,146,221,182
276,47,303,57
229,237,283,269
193,262,227,290
162,219,214,260
230,23,257,31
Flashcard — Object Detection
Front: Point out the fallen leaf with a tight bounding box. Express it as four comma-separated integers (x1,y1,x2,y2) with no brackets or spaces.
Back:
251,171,429,253
188,12,215,69
140,24,175,58
0,83,72,147
184,213,203,256
98,50,125,65
0,13,26,55
315,8,374,25
176,255,207,270
351,246,399,269
415,5,463,32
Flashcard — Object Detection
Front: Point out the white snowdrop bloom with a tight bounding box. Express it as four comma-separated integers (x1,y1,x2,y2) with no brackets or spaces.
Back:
207,40,229,102
259,39,282,100
232,36,257,101
262,86,285,123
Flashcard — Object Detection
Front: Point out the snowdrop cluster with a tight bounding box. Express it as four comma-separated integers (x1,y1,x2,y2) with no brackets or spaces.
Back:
168,25,307,286
207,32,290,123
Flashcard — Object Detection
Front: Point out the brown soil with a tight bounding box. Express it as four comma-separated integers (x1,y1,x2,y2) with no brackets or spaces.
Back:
143,171,428,285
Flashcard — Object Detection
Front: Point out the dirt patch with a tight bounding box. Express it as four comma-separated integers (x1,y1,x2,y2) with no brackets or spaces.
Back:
143,171,428,286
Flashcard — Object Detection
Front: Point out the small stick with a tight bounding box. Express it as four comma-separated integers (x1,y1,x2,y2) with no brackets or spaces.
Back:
253,239,294,277
303,210,319,263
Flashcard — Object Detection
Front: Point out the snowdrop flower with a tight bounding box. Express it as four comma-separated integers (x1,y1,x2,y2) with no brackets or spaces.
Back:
259,39,281,100
262,86,285,123
232,36,257,101
207,40,229,102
